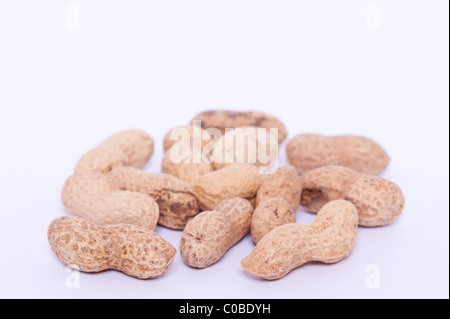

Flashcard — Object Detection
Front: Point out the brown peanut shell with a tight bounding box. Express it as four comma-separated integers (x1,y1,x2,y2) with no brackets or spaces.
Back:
109,167,199,230
48,216,176,279
180,197,253,268
286,134,390,175
241,200,358,280
251,198,297,244
256,166,301,210
75,130,154,174
62,172,159,230
300,165,405,227
192,164,264,210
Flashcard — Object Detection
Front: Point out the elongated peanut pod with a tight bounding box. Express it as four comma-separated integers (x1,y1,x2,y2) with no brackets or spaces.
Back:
180,197,253,268
48,216,176,279
76,130,154,174
109,167,199,230
62,172,159,230
300,165,405,227
286,134,390,175
242,200,358,280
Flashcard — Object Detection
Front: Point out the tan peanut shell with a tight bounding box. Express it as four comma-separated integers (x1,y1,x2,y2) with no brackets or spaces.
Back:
255,166,301,210
209,126,279,171
62,172,159,230
191,110,287,143
48,216,176,279
241,200,358,280
75,130,154,174
251,198,297,244
109,167,199,230
162,142,213,185
192,164,264,210
286,134,390,175
180,197,253,268
300,165,405,227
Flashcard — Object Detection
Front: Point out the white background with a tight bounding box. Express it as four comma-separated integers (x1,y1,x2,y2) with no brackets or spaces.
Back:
0,1,448,299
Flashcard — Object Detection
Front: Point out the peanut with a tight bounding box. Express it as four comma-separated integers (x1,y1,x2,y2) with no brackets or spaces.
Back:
255,166,301,210
75,130,154,174
48,216,176,279
286,134,390,175
241,200,358,280
300,165,405,227
191,110,287,143
62,172,159,230
109,167,199,230
192,164,264,210
180,197,253,268
251,198,297,244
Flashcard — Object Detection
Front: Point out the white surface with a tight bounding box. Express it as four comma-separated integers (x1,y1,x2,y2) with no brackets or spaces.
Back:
0,1,448,299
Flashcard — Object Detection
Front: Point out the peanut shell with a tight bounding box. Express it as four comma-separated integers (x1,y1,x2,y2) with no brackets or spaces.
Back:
109,167,199,230
62,172,159,230
180,197,253,268
251,198,297,244
192,164,264,210
300,165,405,227
241,200,358,280
75,130,154,174
48,216,176,279
255,165,301,210
286,134,390,174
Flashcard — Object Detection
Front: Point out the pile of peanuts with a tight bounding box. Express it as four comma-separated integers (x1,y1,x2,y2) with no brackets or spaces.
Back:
48,110,405,280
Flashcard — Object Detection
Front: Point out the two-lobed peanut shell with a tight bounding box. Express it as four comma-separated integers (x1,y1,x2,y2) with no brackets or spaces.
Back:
48,216,176,279
242,200,358,280
300,165,405,227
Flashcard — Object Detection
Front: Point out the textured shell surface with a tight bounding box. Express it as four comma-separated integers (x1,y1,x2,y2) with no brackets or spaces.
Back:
62,172,159,230
300,165,405,226
180,197,253,268
286,134,390,175
48,216,176,279
251,197,297,244
192,164,264,210
241,200,358,280
109,167,199,229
